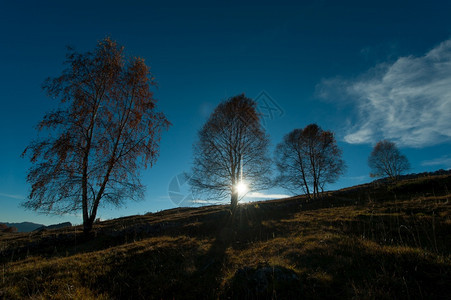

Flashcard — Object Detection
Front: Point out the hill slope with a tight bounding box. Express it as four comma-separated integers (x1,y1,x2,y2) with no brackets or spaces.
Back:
1,175,450,299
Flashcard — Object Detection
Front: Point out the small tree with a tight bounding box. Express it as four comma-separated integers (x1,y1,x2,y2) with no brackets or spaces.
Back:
22,38,170,234
275,124,345,200
368,140,410,180
190,94,272,210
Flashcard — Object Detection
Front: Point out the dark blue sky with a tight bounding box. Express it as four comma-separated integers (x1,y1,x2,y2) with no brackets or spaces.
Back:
1,1,451,225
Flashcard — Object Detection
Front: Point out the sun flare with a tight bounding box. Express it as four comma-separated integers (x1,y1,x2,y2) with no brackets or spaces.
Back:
235,181,248,195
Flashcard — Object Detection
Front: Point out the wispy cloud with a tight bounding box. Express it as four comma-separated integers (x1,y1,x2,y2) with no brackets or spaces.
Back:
246,192,290,199
0,192,24,200
188,192,290,205
421,156,451,169
190,199,214,204
319,39,451,148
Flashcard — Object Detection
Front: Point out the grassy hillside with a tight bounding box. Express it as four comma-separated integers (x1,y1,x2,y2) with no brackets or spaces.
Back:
1,175,450,299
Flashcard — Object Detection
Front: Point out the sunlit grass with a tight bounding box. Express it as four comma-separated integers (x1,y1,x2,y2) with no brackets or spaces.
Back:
1,174,450,298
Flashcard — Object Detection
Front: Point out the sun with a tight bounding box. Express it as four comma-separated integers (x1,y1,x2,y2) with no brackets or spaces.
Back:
235,181,248,195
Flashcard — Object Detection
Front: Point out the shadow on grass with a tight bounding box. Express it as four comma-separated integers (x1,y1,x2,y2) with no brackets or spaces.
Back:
89,210,234,299
88,205,302,299
285,235,450,299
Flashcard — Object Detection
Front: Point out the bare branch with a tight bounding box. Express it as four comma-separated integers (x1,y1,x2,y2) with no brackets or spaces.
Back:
22,38,170,234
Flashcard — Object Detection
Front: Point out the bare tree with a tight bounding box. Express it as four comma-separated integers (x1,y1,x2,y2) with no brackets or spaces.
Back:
22,38,170,234
190,94,272,210
368,140,410,180
275,124,345,200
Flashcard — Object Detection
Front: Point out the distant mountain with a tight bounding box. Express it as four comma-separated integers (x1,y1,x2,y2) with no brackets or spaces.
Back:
34,222,72,231
0,221,73,233
0,222,45,232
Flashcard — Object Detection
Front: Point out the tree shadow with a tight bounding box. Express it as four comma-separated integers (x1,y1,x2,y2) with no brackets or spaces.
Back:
87,204,302,299
89,209,236,299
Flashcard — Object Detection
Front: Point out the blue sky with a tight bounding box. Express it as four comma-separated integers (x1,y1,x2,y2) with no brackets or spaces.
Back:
1,1,450,225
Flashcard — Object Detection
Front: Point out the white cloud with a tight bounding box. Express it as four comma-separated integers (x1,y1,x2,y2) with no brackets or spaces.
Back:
421,156,451,169
0,192,24,200
320,39,451,148
186,192,290,206
188,192,290,204
189,199,214,204
246,192,290,199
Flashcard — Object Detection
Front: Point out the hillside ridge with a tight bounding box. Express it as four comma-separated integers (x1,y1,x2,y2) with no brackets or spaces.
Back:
1,173,450,299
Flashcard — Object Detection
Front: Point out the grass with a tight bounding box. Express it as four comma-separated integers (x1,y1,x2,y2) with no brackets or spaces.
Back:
1,174,450,299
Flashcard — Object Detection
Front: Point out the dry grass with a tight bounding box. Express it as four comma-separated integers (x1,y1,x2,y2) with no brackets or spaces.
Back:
1,175,450,299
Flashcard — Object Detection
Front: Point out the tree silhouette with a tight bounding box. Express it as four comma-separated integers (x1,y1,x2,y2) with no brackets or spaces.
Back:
190,94,272,210
275,124,345,200
368,140,410,180
22,38,170,234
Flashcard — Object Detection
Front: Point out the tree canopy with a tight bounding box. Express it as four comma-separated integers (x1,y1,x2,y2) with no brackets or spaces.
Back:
22,38,170,233
190,94,272,210
368,140,410,180
275,124,345,200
